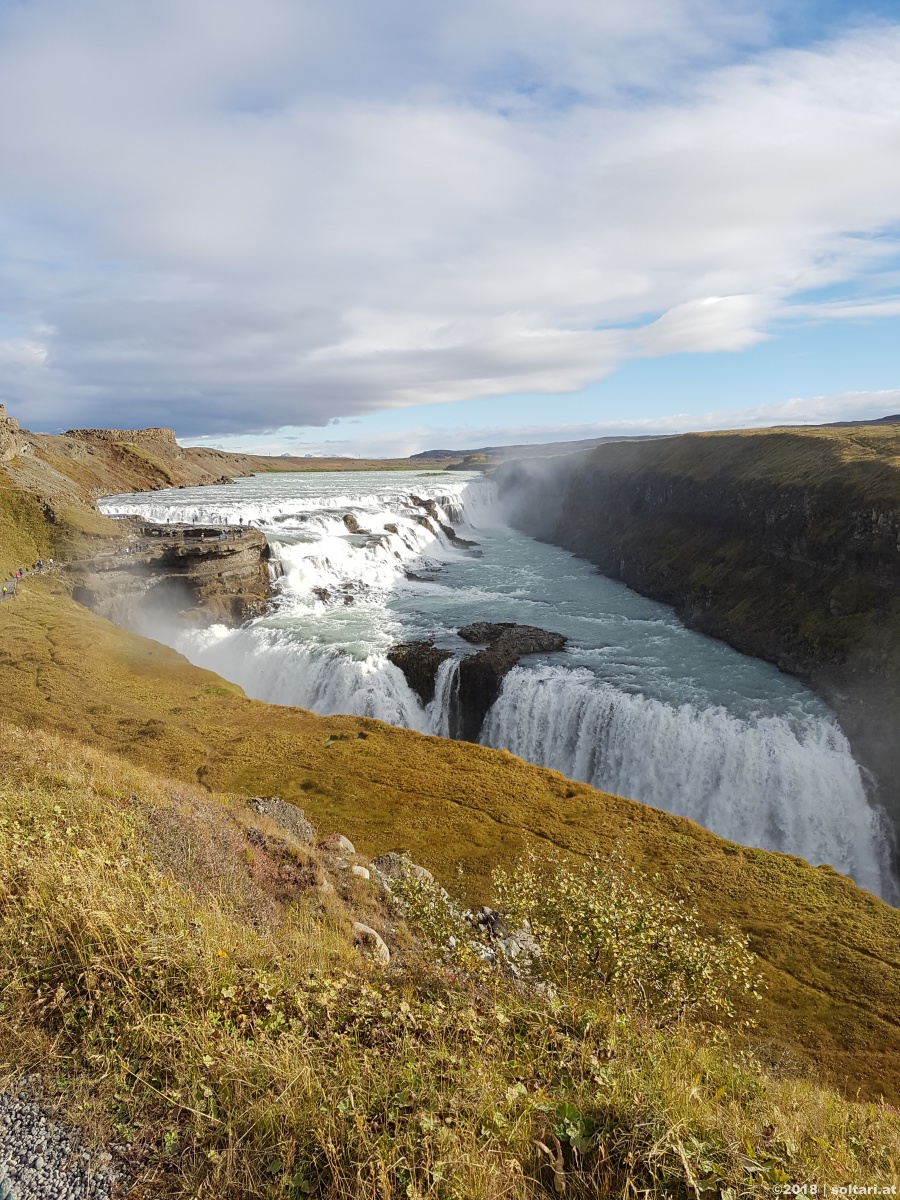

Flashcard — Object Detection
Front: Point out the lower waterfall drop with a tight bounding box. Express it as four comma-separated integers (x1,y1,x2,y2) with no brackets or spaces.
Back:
480,664,889,898
99,467,896,902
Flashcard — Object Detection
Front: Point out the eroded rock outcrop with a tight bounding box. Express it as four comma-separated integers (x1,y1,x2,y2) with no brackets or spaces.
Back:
454,623,567,741
71,522,275,627
410,495,478,548
389,622,566,741
387,641,453,704
0,404,22,462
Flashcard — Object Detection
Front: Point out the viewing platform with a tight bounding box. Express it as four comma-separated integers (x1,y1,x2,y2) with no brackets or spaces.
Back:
138,522,250,541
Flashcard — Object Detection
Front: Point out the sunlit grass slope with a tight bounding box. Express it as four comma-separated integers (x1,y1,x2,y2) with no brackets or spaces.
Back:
1,723,899,1198
2,578,900,1104
584,424,900,497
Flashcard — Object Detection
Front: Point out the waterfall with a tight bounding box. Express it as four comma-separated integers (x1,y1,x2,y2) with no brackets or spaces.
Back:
99,469,895,902
426,657,461,738
481,664,891,898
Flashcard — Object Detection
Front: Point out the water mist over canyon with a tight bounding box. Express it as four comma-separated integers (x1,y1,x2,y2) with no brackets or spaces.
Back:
99,470,894,901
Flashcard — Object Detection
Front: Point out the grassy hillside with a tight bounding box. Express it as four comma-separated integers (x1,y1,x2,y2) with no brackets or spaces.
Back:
2,578,900,1105
2,723,899,1198
569,424,900,498
3,418,900,1192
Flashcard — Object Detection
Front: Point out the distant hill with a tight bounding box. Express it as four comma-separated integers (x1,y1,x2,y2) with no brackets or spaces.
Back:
825,413,900,427
411,434,657,461
415,416,900,462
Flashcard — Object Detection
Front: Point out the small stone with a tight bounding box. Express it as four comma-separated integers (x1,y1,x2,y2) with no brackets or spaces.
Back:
371,851,433,885
351,864,370,881
352,922,391,966
319,833,356,855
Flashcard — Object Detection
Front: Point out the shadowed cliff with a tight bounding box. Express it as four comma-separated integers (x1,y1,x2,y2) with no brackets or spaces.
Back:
496,424,900,839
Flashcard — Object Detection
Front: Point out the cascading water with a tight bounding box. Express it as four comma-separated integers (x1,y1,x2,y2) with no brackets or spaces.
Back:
100,468,896,901
482,665,886,896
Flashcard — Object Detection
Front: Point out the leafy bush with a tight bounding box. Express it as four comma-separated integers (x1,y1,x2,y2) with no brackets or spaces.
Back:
493,847,761,1025
391,846,760,1027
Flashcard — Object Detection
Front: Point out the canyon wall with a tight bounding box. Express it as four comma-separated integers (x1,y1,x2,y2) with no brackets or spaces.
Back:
497,425,900,825
70,524,276,627
0,403,22,461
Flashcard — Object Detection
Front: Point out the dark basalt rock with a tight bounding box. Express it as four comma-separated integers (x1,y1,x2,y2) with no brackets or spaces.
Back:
438,520,477,549
409,494,478,548
454,623,567,742
389,622,566,740
410,494,440,520
342,513,371,535
387,641,453,705
457,622,567,653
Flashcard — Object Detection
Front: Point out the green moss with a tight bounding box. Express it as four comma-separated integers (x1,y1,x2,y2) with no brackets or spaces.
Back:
0,477,60,577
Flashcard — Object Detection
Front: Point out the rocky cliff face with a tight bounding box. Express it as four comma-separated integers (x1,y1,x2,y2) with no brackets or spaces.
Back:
497,426,900,827
0,403,22,462
389,622,567,741
70,524,276,627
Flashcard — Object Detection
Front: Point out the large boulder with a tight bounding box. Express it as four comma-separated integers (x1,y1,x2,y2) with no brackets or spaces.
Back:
387,641,453,704
352,922,391,966
250,796,317,844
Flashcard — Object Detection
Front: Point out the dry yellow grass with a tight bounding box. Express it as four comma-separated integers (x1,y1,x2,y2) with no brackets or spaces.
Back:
2,578,900,1105
1,723,898,1198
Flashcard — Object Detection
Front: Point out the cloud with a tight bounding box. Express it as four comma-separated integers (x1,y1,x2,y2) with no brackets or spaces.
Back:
0,0,898,436
188,389,900,458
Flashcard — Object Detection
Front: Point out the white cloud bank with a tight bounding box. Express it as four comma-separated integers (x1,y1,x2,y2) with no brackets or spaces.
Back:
189,389,900,458
0,0,898,435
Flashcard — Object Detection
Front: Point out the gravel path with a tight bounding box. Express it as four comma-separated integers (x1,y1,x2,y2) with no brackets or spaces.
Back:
0,1090,127,1200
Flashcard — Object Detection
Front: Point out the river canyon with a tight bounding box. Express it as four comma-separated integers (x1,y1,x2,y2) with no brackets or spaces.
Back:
96,468,895,902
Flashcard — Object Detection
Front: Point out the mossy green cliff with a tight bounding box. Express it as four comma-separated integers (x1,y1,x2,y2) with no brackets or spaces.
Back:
496,424,900,827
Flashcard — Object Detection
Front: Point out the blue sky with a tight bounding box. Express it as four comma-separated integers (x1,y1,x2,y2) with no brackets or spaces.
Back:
0,0,898,455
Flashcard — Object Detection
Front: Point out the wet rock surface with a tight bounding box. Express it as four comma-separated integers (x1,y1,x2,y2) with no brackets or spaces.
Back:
389,623,567,740
409,496,477,548
386,641,453,704
454,623,567,741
